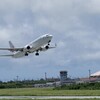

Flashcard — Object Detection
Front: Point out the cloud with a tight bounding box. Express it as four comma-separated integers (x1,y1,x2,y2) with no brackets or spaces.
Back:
85,0,100,14
0,0,100,80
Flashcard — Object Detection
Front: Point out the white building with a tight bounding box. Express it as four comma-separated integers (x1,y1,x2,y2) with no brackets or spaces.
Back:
91,71,100,78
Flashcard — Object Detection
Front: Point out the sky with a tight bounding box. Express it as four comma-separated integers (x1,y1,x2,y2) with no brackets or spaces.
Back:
0,0,100,81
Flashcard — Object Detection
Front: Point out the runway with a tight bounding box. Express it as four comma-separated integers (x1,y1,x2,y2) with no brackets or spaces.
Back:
0,96,100,99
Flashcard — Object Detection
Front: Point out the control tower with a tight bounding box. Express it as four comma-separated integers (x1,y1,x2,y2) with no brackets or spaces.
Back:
60,71,68,84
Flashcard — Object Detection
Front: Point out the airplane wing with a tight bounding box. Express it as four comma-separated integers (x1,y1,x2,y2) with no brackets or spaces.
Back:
0,48,24,52
49,46,57,49
39,44,57,52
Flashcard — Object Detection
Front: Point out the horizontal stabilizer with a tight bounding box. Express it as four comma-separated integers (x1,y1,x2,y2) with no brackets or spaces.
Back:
0,54,13,57
0,48,23,51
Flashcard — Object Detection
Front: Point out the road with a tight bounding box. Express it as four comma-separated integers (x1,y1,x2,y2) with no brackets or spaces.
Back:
0,96,100,99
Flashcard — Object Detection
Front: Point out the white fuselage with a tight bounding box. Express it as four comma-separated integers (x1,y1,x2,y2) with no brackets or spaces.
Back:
12,34,52,58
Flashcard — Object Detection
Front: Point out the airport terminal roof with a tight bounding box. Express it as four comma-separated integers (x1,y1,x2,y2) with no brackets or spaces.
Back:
91,71,100,77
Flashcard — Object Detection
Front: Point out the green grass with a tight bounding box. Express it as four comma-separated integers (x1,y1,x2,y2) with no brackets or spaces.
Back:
34,99,100,100
0,88,99,96
2,99,100,100
35,99,100,100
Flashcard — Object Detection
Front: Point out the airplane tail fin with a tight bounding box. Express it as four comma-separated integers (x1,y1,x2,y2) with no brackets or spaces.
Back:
9,41,15,52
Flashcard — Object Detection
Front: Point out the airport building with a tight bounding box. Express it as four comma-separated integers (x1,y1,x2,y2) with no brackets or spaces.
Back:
34,70,100,87
76,71,100,83
90,71,100,78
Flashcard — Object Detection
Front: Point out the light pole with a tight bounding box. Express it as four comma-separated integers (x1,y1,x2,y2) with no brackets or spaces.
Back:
89,69,91,79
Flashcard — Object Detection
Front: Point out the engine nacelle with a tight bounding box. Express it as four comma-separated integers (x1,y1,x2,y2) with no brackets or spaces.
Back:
24,45,32,51
27,46,31,49
40,46,49,51
45,45,49,49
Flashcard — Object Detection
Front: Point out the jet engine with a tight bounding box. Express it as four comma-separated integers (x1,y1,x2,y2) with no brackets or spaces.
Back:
27,46,31,49
45,45,49,49
40,46,49,51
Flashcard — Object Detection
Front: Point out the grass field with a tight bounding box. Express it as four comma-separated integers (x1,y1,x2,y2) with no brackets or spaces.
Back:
2,99,100,100
0,88,99,96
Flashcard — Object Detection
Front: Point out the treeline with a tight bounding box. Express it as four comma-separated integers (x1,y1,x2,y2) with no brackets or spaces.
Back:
1,79,100,90
0,79,46,89
54,82,100,90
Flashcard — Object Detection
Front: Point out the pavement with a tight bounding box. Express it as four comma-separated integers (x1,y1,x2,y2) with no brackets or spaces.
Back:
0,96,100,99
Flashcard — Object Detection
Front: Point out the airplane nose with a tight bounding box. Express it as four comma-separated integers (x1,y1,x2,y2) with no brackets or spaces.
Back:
49,35,53,38
46,34,53,38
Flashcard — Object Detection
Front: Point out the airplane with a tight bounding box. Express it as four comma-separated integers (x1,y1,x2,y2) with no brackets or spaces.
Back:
0,34,56,58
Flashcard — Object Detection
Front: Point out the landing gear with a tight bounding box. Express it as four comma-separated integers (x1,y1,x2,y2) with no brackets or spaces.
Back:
48,40,51,45
25,52,28,56
45,41,50,49
35,52,39,56
35,50,39,56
